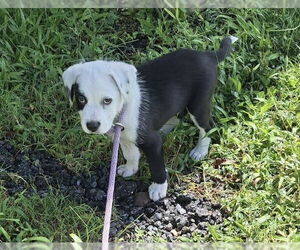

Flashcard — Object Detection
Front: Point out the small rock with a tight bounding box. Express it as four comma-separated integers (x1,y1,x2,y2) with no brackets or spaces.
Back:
109,227,118,238
177,217,188,229
170,229,178,237
148,230,154,236
169,213,176,218
181,226,190,234
163,198,171,207
154,221,162,227
91,181,97,188
198,222,207,229
165,223,173,232
95,189,106,201
166,232,173,241
128,216,135,223
153,212,162,220
76,179,81,186
130,207,143,216
163,216,170,222
176,204,186,215
35,176,46,188
190,223,197,232
209,219,215,225
168,205,175,213
196,207,210,218
144,207,155,217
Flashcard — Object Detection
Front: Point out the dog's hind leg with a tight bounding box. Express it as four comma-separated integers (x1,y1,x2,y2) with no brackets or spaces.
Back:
118,140,140,177
188,113,211,161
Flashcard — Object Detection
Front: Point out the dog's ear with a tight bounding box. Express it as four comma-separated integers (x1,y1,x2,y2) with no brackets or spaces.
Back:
109,62,137,98
62,64,80,106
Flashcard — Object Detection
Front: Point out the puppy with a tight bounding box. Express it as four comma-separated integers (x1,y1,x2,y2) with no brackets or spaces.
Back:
62,36,237,201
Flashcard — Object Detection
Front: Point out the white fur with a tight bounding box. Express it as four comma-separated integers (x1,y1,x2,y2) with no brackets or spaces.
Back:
229,35,238,44
117,140,140,177
62,61,140,136
148,181,168,201
190,137,211,161
188,113,211,160
63,60,144,186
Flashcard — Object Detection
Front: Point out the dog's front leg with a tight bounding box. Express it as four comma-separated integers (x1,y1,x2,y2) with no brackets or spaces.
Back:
139,132,168,201
117,139,140,177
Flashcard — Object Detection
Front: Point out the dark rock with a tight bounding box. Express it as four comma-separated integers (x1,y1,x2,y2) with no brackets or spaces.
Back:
176,194,193,207
127,216,134,223
91,181,97,188
134,192,151,207
129,207,142,216
116,180,137,200
144,207,155,217
109,226,118,238
95,189,106,201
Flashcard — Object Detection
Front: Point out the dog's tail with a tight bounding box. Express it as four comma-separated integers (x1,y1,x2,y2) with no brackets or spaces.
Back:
215,36,238,62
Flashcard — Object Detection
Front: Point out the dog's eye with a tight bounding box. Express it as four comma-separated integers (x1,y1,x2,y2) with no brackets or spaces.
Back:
78,95,86,104
103,98,112,105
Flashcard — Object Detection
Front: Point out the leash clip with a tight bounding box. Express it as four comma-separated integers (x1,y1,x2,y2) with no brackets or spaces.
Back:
114,122,125,131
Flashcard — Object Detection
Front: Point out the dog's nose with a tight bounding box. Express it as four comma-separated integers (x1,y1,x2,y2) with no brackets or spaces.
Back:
86,121,100,132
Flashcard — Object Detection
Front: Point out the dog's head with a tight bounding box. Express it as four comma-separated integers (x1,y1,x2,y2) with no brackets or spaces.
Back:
62,60,137,134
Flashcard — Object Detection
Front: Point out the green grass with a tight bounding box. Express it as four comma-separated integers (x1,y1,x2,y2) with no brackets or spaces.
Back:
0,8,299,242
0,190,103,242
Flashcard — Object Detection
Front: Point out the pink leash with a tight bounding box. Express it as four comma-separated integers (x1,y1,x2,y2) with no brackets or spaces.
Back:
102,105,126,250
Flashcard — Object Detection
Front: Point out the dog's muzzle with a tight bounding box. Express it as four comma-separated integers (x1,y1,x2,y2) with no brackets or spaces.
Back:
86,121,100,132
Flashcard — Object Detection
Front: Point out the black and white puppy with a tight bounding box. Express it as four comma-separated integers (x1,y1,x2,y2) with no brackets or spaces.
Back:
62,36,237,201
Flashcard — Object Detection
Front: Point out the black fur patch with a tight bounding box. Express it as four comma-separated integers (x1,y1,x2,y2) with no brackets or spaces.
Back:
71,83,87,111
135,37,234,184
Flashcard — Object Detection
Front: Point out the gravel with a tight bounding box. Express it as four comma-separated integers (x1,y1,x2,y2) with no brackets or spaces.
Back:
0,140,225,241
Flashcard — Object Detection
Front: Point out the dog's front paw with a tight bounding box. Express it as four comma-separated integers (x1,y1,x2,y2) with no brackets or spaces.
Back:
148,181,168,201
117,164,138,177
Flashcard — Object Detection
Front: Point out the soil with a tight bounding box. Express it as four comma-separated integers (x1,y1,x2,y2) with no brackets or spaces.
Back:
0,140,225,241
